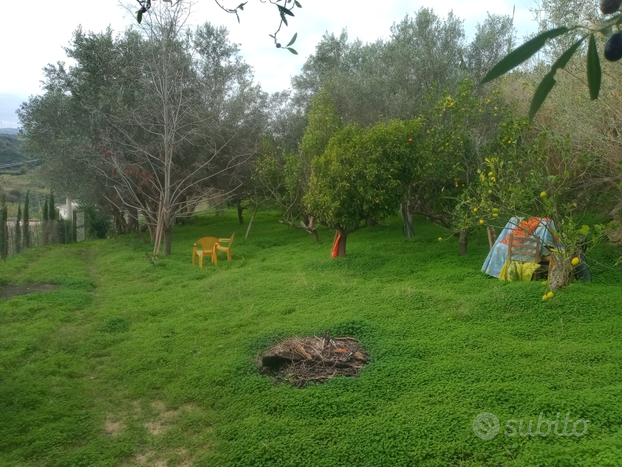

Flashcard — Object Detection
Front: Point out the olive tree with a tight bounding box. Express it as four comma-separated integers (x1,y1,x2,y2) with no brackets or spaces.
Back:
20,2,268,257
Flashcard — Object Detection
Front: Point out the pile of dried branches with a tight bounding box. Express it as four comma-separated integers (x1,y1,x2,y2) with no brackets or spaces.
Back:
259,333,369,387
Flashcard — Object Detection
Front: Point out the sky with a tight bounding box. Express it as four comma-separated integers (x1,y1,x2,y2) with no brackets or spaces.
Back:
0,0,540,128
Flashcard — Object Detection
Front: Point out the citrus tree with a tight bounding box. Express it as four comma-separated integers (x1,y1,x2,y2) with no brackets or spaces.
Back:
411,80,502,253
455,111,615,288
305,118,421,257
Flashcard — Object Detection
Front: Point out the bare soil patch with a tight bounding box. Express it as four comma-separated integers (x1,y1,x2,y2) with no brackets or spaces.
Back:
104,416,125,436
0,283,59,300
260,333,369,387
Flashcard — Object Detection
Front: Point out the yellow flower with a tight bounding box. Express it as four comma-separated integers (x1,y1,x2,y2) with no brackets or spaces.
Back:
508,140,512,143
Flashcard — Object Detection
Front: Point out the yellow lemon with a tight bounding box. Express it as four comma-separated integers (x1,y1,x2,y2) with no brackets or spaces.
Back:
488,171,493,176
547,291,554,298
473,208,478,212
492,213,498,217
479,219,484,224
542,295,548,301
572,257,580,266
492,208,499,213
438,237,443,241
540,191,547,197
488,190,492,194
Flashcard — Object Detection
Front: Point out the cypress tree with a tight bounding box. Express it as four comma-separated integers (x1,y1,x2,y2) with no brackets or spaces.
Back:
49,192,57,244
0,195,7,259
49,192,56,221
43,196,49,245
43,196,49,221
23,191,30,248
15,204,21,254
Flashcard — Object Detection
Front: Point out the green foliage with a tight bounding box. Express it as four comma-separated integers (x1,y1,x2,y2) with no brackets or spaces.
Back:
293,8,515,127
79,204,111,240
0,195,7,259
23,191,29,249
481,27,573,84
457,117,615,280
14,204,21,254
48,192,56,221
412,80,502,229
42,196,48,222
299,89,342,166
0,135,24,165
481,2,622,119
305,118,422,232
0,211,621,465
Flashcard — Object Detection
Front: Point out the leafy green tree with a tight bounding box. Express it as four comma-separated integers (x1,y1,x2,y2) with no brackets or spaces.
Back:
48,192,55,221
464,13,516,83
481,0,622,119
23,191,29,249
407,80,502,253
0,195,7,259
292,9,515,127
42,197,48,222
305,118,421,257
19,2,268,257
14,204,21,254
283,89,343,240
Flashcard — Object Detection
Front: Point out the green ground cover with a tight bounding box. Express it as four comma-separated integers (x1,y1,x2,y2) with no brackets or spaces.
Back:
1,211,621,466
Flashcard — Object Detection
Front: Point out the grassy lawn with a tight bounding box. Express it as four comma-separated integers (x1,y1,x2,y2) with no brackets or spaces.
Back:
1,211,622,466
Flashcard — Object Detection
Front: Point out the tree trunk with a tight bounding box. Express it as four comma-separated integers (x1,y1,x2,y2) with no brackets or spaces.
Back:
337,230,348,257
127,207,139,232
163,223,172,256
401,201,415,239
246,204,261,239
301,216,320,242
237,199,245,224
366,218,376,227
148,223,156,243
549,253,573,290
487,226,497,249
459,229,468,256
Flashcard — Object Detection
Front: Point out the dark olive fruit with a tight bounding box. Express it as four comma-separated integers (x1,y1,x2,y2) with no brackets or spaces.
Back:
600,0,621,14
605,32,622,61
276,43,281,48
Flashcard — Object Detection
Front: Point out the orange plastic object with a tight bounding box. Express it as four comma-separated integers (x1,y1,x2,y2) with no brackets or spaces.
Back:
193,236,219,268
215,233,235,262
331,233,341,258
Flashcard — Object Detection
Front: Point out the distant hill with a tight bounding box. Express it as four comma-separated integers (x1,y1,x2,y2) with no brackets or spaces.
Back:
0,128,19,135
0,134,23,164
